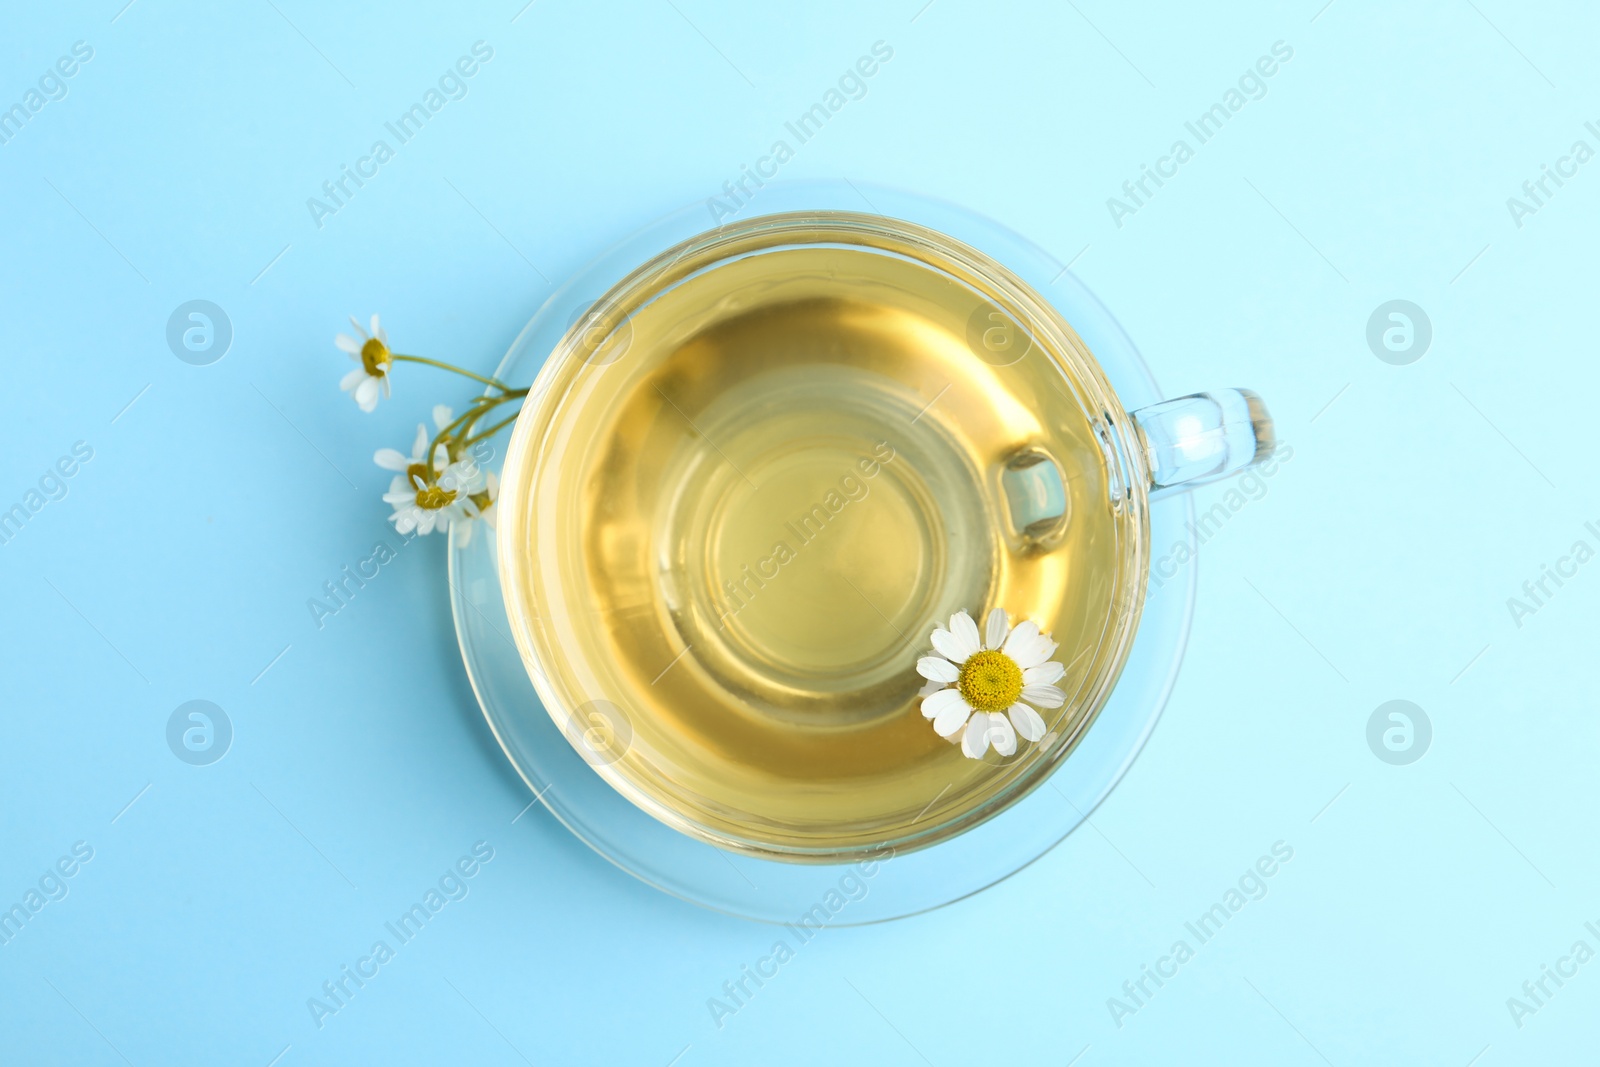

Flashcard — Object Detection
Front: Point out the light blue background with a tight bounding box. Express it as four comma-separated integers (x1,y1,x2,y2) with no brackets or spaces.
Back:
2,1,1595,1064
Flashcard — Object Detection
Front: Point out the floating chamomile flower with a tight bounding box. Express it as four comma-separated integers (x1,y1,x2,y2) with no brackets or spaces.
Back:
917,608,1065,759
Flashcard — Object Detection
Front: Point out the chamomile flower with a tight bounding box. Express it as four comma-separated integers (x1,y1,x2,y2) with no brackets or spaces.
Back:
337,314,393,412
455,467,498,548
373,405,454,484
383,457,486,537
917,608,1066,759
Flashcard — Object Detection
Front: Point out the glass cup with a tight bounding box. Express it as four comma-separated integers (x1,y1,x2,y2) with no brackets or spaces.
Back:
497,211,1273,863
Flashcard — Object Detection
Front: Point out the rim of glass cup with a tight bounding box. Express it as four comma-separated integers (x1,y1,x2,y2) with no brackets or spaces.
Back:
496,210,1155,862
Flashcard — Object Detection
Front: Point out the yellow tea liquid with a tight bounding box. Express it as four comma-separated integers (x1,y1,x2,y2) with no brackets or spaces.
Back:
510,223,1137,856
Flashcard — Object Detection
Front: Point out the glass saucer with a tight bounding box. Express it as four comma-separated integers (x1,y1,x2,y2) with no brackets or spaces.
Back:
448,181,1195,924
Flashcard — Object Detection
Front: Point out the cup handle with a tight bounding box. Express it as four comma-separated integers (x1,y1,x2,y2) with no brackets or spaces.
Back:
1129,389,1275,499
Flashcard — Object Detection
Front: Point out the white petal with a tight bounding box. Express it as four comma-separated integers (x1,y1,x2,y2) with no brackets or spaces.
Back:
349,315,366,337
444,463,483,494
948,611,981,658
961,717,990,758
929,628,971,665
921,687,965,722
407,423,427,460
988,713,1017,757
340,368,366,391
380,376,392,397
917,678,945,698
355,377,379,412
1003,620,1040,658
418,511,437,535
335,334,360,354
374,448,409,471
370,313,382,337
933,700,973,738
392,512,417,534
984,608,1009,650
456,520,475,548
1021,684,1066,709
480,504,497,530
916,656,959,683
433,404,454,430
1011,633,1056,670
1009,703,1047,742
1023,661,1065,686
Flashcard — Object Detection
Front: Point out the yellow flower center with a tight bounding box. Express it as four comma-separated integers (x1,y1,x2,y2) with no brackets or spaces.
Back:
415,484,456,510
957,649,1022,713
361,337,392,376
406,461,432,485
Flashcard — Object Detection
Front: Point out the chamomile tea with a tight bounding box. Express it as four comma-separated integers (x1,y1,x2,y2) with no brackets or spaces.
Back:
501,214,1147,858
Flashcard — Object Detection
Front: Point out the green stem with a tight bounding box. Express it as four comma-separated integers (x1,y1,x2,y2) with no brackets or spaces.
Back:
430,408,490,466
422,391,528,477
392,354,515,393
462,410,521,447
